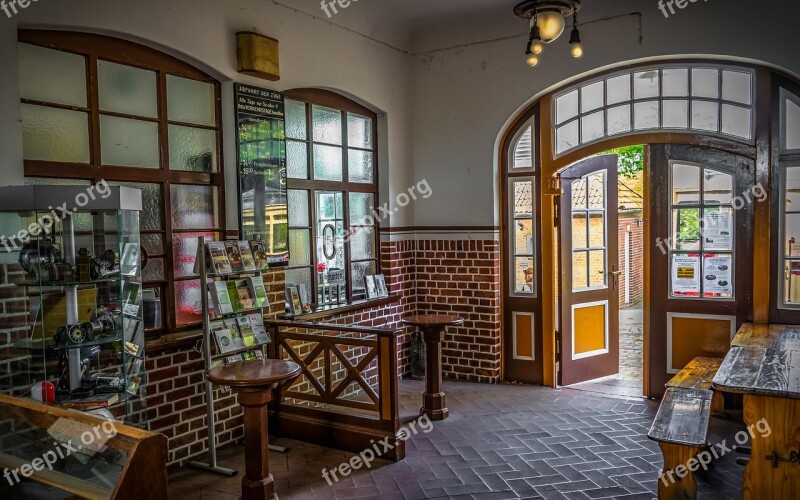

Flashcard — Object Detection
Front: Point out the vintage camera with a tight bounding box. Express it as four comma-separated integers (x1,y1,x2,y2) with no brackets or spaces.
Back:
54,312,120,345
91,249,120,280
18,237,62,276
92,374,125,393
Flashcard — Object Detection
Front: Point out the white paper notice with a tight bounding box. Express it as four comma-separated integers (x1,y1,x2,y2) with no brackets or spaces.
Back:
703,254,733,297
672,254,700,296
703,210,733,250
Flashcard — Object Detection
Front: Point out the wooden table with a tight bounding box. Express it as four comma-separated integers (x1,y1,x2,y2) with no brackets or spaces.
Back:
712,324,800,499
207,359,301,500
402,314,464,421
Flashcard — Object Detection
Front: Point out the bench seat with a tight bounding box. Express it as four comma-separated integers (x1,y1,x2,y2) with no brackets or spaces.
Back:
666,356,725,413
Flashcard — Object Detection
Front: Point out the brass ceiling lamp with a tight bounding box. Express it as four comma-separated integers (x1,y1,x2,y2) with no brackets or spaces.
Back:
514,0,583,67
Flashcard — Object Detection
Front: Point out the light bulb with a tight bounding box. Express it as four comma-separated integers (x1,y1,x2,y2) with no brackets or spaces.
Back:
535,11,566,42
532,42,543,55
526,54,539,67
571,43,583,58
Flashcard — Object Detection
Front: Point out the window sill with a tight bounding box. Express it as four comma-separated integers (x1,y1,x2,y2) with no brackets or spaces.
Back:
146,328,203,355
284,295,400,322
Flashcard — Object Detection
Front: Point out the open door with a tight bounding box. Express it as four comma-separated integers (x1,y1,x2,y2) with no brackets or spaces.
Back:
558,155,620,386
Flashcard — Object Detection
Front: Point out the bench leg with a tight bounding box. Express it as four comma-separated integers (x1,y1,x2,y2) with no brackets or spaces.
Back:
657,443,701,500
710,391,725,414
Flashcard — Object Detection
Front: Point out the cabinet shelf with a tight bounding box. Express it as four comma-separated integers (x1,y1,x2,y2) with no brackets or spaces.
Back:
11,277,132,288
15,332,123,352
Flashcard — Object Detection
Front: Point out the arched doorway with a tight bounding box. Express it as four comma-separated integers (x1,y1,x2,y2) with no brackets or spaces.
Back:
500,58,800,398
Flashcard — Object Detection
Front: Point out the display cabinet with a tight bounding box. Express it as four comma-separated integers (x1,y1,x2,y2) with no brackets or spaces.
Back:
0,394,167,499
0,186,146,427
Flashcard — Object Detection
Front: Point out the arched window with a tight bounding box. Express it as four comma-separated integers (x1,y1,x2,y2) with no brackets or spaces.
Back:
554,65,755,156
18,30,223,335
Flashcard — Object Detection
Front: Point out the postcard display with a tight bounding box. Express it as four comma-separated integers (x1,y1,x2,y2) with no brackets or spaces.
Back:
0,186,146,426
190,237,272,476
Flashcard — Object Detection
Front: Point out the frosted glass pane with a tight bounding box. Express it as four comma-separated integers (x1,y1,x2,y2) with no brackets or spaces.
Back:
351,226,376,260
167,75,216,126
285,268,311,292
98,60,157,118
572,177,587,210
663,68,689,97
572,213,587,248
141,234,164,255
351,260,376,295
18,43,86,107
285,100,307,140
581,111,605,143
313,144,343,181
606,75,631,105
721,104,752,139
607,104,631,135
692,68,719,99
556,90,579,125
704,170,733,205
350,193,375,225
143,257,165,281
692,100,719,132
312,105,342,145
107,181,163,230
634,71,659,99
170,185,218,229
21,104,90,163
581,81,604,113
348,113,373,149
785,98,800,150
24,177,91,186
572,251,588,289
556,120,579,154
348,149,374,183
722,71,752,105
287,140,308,179
288,189,309,227
172,232,214,277
634,101,660,130
169,125,217,172
513,126,533,168
100,115,159,168
175,279,202,326
663,100,689,129
289,229,310,267
673,164,700,205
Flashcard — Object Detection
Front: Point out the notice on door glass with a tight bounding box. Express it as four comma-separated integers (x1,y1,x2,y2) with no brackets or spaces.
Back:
703,254,733,298
672,254,700,296
703,210,733,250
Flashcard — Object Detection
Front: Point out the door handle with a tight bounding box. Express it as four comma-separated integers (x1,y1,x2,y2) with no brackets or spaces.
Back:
610,266,621,290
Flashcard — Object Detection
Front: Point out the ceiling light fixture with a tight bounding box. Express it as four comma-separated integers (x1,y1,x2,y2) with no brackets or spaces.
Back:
515,0,582,67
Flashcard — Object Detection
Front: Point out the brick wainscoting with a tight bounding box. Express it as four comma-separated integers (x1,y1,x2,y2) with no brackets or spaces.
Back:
0,238,501,466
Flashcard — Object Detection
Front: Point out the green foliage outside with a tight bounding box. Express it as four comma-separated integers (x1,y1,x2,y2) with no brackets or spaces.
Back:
602,145,645,181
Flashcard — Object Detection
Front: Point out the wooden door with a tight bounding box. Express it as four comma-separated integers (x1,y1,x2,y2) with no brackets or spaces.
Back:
648,144,754,398
559,155,620,386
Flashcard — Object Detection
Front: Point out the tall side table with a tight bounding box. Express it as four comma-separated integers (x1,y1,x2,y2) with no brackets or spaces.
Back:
207,359,301,500
402,314,464,421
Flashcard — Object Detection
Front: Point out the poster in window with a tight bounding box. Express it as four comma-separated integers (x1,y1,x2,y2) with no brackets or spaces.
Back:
235,83,289,266
703,210,733,251
671,254,700,296
703,254,733,298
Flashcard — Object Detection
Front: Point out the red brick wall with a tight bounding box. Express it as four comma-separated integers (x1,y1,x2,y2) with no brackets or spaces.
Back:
415,240,501,383
618,214,644,308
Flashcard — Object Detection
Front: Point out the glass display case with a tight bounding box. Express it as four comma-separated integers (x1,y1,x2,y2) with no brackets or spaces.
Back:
0,186,146,427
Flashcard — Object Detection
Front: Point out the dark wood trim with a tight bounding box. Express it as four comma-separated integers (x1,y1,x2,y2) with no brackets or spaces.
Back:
753,68,773,323
379,226,499,233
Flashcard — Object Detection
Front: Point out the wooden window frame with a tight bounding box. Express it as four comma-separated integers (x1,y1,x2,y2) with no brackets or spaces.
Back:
18,29,225,337
284,88,380,304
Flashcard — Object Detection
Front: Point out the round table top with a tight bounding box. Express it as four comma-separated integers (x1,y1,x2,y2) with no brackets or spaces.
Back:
207,359,301,388
402,314,464,327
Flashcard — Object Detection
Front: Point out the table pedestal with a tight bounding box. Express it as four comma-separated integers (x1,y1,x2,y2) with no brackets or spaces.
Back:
742,395,800,500
421,327,448,420
236,388,277,500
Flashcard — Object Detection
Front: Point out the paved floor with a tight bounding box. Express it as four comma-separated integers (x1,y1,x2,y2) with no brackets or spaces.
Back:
568,308,644,398
169,378,747,499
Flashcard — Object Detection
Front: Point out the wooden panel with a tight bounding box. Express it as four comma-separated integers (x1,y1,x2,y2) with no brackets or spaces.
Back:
666,356,722,391
648,387,712,447
669,315,734,372
513,312,534,360
573,303,607,356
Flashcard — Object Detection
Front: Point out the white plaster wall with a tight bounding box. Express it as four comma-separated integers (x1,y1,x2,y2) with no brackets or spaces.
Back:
0,0,414,228
410,0,800,228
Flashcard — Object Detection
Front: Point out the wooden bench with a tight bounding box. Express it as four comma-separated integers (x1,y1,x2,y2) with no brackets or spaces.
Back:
648,387,713,500
666,356,725,413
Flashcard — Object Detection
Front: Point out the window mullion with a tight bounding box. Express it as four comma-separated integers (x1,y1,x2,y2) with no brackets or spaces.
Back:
87,54,102,173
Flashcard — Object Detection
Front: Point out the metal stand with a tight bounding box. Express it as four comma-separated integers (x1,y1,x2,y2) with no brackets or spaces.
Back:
189,237,237,477
63,215,81,392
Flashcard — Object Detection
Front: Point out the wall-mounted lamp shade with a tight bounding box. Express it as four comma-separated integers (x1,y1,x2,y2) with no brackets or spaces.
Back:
236,32,280,81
